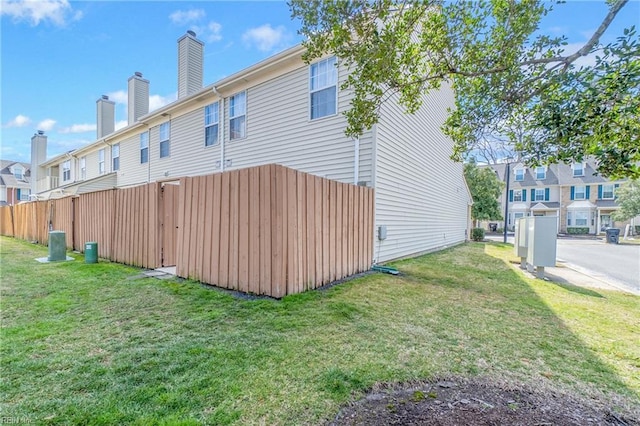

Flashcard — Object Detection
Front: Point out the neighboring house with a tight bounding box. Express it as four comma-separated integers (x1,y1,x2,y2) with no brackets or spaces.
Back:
29,31,472,263
488,161,633,235
0,160,31,205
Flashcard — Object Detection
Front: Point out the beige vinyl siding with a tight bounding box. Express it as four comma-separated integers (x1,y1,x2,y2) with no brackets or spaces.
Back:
374,83,470,262
117,133,149,187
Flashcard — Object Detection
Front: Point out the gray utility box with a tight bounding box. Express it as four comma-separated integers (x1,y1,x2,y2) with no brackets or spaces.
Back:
526,216,558,278
514,217,530,267
605,228,620,244
48,231,67,261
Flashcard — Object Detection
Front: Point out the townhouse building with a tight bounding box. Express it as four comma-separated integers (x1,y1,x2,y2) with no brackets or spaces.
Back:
489,161,633,235
0,160,31,205
28,31,472,263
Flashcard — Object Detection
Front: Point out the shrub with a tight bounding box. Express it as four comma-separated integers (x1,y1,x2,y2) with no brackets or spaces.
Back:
567,227,589,235
635,225,640,235
471,228,485,241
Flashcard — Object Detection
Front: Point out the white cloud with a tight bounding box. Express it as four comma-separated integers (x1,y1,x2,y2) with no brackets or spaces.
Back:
203,21,222,43
242,24,290,52
1,0,82,26
106,90,127,105
5,114,31,128
169,8,205,26
563,42,599,68
59,123,96,134
149,93,177,112
37,118,56,131
115,120,128,131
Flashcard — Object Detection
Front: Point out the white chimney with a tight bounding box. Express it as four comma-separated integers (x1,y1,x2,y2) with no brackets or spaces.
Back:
128,71,149,125
96,95,115,139
177,30,204,99
30,130,47,194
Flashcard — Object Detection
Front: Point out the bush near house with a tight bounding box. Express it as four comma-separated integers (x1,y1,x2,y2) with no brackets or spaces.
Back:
471,227,485,241
635,225,640,234
567,227,590,235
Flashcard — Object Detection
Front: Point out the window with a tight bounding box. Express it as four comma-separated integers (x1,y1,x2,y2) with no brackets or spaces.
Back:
19,189,29,201
205,102,219,146
515,168,524,181
601,184,614,199
570,211,588,226
14,167,23,180
80,157,86,180
310,56,337,119
574,185,586,200
62,160,71,181
140,132,149,164
98,149,105,174
573,162,584,177
112,144,120,171
535,188,545,201
513,190,522,202
535,166,546,180
229,91,246,140
159,122,170,158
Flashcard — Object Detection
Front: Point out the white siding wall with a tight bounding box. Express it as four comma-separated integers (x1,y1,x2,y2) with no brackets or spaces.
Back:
117,133,148,186
0,186,7,203
374,83,471,262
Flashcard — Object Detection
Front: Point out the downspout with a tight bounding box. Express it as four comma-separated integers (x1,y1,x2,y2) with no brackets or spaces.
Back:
353,136,359,185
212,86,225,172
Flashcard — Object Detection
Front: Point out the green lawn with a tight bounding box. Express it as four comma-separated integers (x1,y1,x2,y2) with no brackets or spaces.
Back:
1,236,638,425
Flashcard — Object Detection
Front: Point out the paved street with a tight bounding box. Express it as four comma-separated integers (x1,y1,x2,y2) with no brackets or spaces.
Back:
556,238,640,294
487,234,640,294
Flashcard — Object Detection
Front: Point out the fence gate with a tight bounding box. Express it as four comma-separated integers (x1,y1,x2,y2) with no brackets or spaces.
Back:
160,182,180,267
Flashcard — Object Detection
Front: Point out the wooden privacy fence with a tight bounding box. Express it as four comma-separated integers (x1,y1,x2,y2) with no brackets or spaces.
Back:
0,164,374,297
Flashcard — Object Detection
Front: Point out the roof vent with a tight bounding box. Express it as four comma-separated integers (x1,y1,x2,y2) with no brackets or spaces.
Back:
134,71,143,78
37,130,44,135
187,30,196,37
102,94,109,100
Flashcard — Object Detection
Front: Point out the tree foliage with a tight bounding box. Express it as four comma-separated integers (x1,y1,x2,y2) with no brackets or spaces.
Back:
463,160,504,224
289,0,639,178
612,180,640,221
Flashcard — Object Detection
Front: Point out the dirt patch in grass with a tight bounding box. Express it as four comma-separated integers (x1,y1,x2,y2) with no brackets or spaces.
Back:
330,376,639,426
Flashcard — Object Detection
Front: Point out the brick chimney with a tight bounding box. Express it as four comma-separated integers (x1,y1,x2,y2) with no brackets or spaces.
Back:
177,30,204,99
96,95,115,139
128,71,149,125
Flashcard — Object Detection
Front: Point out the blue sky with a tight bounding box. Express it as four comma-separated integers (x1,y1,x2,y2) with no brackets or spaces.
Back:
1,0,639,163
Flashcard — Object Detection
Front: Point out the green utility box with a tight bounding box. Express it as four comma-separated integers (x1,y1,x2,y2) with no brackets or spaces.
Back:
85,242,98,264
48,231,67,261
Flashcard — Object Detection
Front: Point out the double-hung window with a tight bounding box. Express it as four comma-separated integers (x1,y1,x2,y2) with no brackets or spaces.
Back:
601,184,614,199
140,132,149,164
98,149,105,174
574,185,586,200
573,162,584,176
535,166,546,180
62,160,71,181
513,190,522,202
14,167,23,180
159,122,170,158
310,56,337,119
229,92,246,140
112,144,120,171
205,102,219,146
80,156,86,180
515,168,524,181
535,188,545,201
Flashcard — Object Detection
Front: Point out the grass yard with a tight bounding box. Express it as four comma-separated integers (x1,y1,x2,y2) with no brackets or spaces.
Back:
1,236,638,425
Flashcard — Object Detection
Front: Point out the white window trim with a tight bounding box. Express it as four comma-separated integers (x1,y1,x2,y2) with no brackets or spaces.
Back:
513,190,522,202
535,188,545,201
205,102,220,147
601,184,614,200
159,122,170,158
98,149,105,174
574,185,586,200
112,143,120,171
62,160,71,182
535,166,546,180
309,56,338,121
229,91,246,141
572,162,584,177
80,157,86,180
13,166,23,180
514,168,524,181
140,132,149,164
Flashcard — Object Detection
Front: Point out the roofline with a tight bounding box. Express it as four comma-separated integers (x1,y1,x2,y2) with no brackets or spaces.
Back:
38,43,308,168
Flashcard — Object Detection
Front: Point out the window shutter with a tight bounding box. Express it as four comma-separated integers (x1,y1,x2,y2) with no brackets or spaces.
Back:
570,186,575,200
509,190,513,202
585,185,590,199
531,189,535,201
522,190,526,201
614,183,620,189
598,185,602,199
16,189,21,200
545,188,550,201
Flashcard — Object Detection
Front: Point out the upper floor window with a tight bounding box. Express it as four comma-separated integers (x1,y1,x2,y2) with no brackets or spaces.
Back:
535,188,545,201
574,185,586,200
80,157,86,180
140,132,149,164
205,102,219,146
13,167,23,180
601,184,614,199
535,166,546,180
310,56,337,120
229,91,246,140
513,190,522,202
572,162,584,177
98,149,105,174
514,168,524,181
62,160,71,181
159,122,170,158
112,144,120,171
